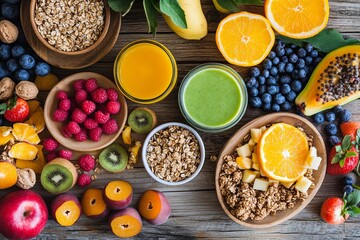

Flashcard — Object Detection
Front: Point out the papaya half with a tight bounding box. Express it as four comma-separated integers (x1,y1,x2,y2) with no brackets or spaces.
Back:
296,45,360,116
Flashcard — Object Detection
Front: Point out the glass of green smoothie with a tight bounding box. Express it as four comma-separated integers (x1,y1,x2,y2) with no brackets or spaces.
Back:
179,63,248,133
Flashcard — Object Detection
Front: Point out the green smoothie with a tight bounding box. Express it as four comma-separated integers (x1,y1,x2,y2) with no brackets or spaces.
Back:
181,67,244,129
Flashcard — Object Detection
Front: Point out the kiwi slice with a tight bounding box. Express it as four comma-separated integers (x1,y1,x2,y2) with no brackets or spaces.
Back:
99,143,128,173
128,107,157,134
41,158,77,194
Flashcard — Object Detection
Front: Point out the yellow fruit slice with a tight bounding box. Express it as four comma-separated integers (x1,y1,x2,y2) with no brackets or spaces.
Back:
0,161,17,189
8,142,39,160
0,126,14,146
34,73,59,90
16,145,46,173
265,0,330,39
25,107,45,133
257,123,309,182
215,11,275,67
12,123,40,144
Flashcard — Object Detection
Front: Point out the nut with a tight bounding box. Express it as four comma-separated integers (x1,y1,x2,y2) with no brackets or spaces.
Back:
15,81,39,100
0,20,19,44
0,77,15,100
16,168,36,189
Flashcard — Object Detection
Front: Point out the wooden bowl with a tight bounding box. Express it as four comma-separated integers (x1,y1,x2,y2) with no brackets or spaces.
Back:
215,113,327,228
29,0,110,56
44,72,127,152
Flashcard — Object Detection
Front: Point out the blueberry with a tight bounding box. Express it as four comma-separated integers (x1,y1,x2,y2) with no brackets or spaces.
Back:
6,58,19,72
257,76,266,85
270,66,278,76
310,50,319,58
34,62,51,76
281,56,289,64
262,69,270,78
246,77,257,89
278,62,286,73
325,111,336,122
272,57,280,65
291,80,302,92
297,48,307,58
249,96,262,108
281,84,291,94
249,67,261,77
329,135,341,146
249,87,259,97
11,45,25,58
19,54,36,69
333,105,343,115
285,47,293,56
276,48,285,57
305,44,313,53
266,76,277,85
268,51,276,59
280,75,291,84
296,59,306,69
289,54,298,64
263,102,272,111
1,3,19,19
285,63,294,73
0,44,11,60
297,69,307,79
4,0,21,3
277,40,285,48
340,109,352,122
267,85,280,95
313,113,325,124
272,103,281,112
263,59,273,69
314,57,323,65
281,101,292,111
343,176,354,186
326,123,338,135
304,56,313,66
274,93,286,104
261,93,272,103
343,185,354,195
286,91,297,102
0,63,11,78
259,85,267,95
14,69,30,82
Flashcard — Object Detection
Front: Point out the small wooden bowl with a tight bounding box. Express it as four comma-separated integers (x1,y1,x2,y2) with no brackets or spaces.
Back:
215,113,327,228
44,72,127,152
29,0,110,56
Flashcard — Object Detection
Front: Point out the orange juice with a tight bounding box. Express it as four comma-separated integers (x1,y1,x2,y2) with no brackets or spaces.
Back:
114,40,177,103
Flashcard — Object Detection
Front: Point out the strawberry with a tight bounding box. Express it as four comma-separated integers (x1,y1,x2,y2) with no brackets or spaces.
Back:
321,190,360,224
0,97,29,122
340,122,360,140
327,135,359,175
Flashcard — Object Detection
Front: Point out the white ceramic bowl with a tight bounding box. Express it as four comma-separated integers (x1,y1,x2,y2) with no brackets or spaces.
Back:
142,122,205,186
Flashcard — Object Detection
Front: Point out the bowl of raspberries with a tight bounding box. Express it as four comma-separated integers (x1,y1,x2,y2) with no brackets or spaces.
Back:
44,72,128,151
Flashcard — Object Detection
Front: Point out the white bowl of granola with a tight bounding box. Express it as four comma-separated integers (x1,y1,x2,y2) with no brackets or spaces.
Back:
142,122,205,186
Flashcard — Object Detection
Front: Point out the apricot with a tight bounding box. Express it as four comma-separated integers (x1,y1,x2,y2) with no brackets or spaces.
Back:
109,207,142,238
0,161,17,189
103,180,132,210
81,188,109,218
51,193,81,226
138,190,171,225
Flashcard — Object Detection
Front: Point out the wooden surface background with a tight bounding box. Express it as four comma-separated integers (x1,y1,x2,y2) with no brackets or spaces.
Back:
1,0,360,239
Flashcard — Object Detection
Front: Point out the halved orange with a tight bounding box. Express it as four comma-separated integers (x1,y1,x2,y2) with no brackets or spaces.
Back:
265,0,330,39
0,161,17,189
216,11,275,67
257,123,309,182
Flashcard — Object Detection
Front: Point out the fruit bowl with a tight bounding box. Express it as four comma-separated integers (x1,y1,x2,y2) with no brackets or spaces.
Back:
44,72,127,152
215,112,327,228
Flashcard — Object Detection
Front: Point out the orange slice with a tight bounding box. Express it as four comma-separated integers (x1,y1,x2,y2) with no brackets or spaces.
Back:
0,126,14,146
257,123,309,182
215,11,275,67
12,123,40,145
8,142,39,161
265,0,330,39
25,107,45,133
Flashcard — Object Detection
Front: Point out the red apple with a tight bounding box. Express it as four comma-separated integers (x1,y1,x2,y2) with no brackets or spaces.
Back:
0,190,48,240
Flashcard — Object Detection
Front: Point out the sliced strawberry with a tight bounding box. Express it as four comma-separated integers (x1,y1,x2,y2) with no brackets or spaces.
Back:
340,122,360,140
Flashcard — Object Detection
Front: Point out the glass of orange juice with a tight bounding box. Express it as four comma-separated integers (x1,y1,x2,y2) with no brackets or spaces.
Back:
113,39,178,104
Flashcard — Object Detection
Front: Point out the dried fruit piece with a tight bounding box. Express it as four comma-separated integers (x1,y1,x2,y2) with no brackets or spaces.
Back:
35,73,59,90
25,106,45,133
122,126,132,145
16,145,46,174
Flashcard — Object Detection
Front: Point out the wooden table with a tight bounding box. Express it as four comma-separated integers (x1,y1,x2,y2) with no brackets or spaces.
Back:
2,0,360,239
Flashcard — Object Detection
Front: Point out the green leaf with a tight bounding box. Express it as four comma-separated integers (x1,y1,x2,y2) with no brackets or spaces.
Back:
356,128,360,146
347,205,360,217
277,29,360,53
217,0,262,12
339,158,345,168
345,151,357,158
160,0,187,29
233,0,262,6
108,0,135,16
143,0,158,35
342,135,352,150
345,190,360,207
150,0,161,12
0,103,7,115
331,154,342,164
335,145,342,153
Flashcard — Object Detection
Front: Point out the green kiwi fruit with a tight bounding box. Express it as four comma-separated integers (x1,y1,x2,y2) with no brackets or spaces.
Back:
128,107,157,134
41,158,77,194
99,143,128,172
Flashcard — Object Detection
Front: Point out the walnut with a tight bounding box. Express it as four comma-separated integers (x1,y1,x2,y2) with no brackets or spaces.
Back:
16,168,36,189
0,77,15,100
0,20,18,44
15,81,39,100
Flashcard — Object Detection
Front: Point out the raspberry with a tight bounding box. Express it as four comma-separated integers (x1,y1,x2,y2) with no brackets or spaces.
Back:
94,110,110,124
58,149,73,160
65,121,81,134
43,137,59,152
106,88,118,101
84,78,98,92
81,100,96,115
78,154,96,171
106,101,121,114
74,129,88,142
77,173,92,187
102,119,119,135
89,127,102,142
71,108,87,123
56,90,68,100
61,127,72,138
46,151,58,162
75,90,87,104
53,109,68,122
83,118,98,129
58,99,71,112
91,88,108,103
73,79,85,91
